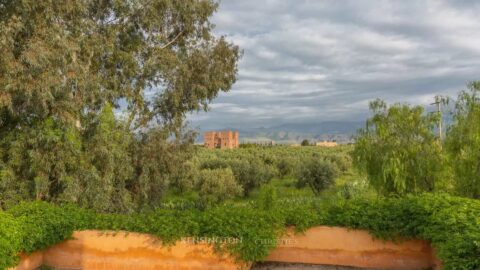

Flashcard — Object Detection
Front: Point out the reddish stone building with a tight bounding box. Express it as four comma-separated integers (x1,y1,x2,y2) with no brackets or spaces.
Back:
204,130,239,149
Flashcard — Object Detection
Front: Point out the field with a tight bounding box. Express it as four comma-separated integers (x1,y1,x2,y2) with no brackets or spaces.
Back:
161,145,367,206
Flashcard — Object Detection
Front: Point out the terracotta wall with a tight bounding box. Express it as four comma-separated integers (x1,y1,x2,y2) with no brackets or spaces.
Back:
13,227,441,270
44,231,242,270
11,252,43,270
265,226,441,270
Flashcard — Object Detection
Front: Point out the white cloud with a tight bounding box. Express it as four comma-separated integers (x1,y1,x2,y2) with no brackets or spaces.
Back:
188,0,480,130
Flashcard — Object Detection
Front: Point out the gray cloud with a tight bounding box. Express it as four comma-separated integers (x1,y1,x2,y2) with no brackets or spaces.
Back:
188,0,480,130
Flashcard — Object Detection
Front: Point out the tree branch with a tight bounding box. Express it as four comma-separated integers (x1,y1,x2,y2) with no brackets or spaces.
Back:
161,31,184,49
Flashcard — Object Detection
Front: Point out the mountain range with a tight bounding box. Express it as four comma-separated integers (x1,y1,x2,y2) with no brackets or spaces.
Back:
195,121,365,144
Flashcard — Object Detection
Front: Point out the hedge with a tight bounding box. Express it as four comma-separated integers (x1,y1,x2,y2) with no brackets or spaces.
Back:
0,193,478,270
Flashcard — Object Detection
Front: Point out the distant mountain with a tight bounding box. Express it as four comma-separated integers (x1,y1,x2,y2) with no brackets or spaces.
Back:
195,121,365,144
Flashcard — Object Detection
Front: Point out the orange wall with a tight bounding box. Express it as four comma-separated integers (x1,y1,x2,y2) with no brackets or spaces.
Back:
265,226,441,270
13,227,442,270
11,252,43,270
44,231,243,270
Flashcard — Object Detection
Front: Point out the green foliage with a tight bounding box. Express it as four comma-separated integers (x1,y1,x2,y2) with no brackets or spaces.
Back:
297,159,337,195
0,212,22,269
79,104,135,212
353,99,448,196
131,128,196,209
0,0,239,212
321,194,480,270
93,209,201,244
7,201,87,253
0,194,478,269
0,0,240,131
199,155,278,196
277,157,298,178
256,186,278,211
196,145,353,197
325,154,352,174
229,159,277,196
0,117,82,208
301,139,310,146
445,81,480,198
196,168,243,205
199,204,282,262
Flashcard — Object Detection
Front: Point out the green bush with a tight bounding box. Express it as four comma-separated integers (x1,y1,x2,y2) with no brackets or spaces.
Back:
256,186,278,211
297,159,337,195
277,157,298,178
0,212,22,269
8,202,84,253
1,194,478,270
200,158,231,170
321,194,480,269
301,139,310,146
326,154,352,173
199,204,282,262
196,168,243,205
228,159,276,196
194,145,354,200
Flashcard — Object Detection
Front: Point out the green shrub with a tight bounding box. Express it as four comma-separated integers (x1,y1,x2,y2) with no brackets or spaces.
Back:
0,212,22,269
196,168,243,205
7,202,85,253
301,139,310,146
200,158,230,170
1,193,479,270
256,186,278,211
326,154,352,173
228,159,275,196
321,194,480,270
277,157,298,178
199,204,282,262
195,145,354,198
297,159,337,195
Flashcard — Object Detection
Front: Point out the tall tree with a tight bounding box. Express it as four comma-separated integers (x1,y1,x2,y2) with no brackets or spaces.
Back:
0,0,239,131
0,0,239,210
445,82,480,199
353,100,448,196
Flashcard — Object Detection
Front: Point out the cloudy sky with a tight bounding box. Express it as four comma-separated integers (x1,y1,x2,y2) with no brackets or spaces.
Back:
188,0,480,130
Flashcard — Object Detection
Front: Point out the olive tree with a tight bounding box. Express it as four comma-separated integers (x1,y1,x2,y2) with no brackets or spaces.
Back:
196,168,242,205
297,159,337,196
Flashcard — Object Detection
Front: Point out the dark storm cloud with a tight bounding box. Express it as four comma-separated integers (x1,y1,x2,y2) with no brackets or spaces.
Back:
188,0,480,130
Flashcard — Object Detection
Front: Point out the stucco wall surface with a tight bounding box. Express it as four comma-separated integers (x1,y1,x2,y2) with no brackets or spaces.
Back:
264,226,441,270
12,227,441,270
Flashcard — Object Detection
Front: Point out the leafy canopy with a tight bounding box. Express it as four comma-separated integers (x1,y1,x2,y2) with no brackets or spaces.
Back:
0,0,240,131
353,99,448,196
0,0,239,211
445,81,480,199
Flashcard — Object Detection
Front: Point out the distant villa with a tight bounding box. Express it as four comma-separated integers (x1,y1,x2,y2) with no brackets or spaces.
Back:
204,130,239,149
316,141,338,147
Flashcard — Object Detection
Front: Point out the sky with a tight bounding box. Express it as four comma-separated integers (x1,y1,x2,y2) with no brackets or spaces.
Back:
187,0,480,131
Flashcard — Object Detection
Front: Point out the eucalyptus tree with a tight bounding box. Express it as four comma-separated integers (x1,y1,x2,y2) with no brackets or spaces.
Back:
0,0,239,210
353,100,448,196
0,0,239,130
445,82,480,199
